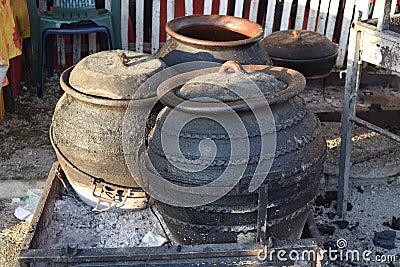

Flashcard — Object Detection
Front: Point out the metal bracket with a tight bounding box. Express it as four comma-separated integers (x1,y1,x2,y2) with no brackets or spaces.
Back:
91,178,141,212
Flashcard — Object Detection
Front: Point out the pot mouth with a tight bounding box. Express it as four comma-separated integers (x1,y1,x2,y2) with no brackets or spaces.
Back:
60,66,157,107
166,15,264,47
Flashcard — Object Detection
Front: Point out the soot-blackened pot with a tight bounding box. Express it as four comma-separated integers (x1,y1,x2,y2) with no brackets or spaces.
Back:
139,61,327,244
51,50,165,210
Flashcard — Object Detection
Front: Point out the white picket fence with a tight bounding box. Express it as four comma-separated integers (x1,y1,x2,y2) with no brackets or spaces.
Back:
40,0,398,68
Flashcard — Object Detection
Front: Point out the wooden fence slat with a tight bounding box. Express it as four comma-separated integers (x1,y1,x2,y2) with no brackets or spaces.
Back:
280,0,293,30
325,0,340,40
185,0,193,15
391,0,397,14
88,33,97,55
294,0,307,29
57,35,66,67
264,0,277,35
372,0,382,18
249,0,260,22
105,0,111,11
373,0,396,17
234,0,245,17
151,0,161,54
39,0,46,12
121,0,129,50
135,0,144,52
356,0,370,20
204,0,212,15
307,0,320,31
73,35,81,64
336,0,356,66
219,0,228,15
166,0,175,40
316,0,330,34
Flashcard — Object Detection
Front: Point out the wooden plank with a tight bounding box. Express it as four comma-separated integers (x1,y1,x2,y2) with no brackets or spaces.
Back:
219,0,228,15
249,0,260,22
88,33,97,55
294,0,307,29
360,31,400,72
121,0,129,50
280,0,293,30
204,0,212,15
105,0,111,10
307,0,320,31
167,0,175,40
21,162,61,250
264,0,277,35
185,0,193,15
316,0,330,34
336,0,356,66
325,0,340,40
152,0,161,55
234,0,245,17
136,0,144,52
72,35,81,64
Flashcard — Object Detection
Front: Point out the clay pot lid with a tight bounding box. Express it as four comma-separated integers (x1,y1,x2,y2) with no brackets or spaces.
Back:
157,62,306,113
177,62,287,102
263,30,338,60
69,50,165,100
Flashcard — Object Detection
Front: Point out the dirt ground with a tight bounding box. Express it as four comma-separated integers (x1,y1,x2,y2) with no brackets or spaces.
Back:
0,72,399,266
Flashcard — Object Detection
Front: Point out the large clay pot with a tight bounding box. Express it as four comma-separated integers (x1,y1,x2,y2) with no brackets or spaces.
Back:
51,50,165,210
139,62,327,244
156,15,272,66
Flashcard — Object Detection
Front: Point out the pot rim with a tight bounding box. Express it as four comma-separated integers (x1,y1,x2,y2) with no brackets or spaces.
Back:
157,64,306,113
166,14,264,48
269,50,339,62
60,66,158,107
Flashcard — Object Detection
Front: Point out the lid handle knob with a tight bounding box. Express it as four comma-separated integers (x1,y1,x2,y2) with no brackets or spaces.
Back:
218,61,248,74
112,52,129,67
292,30,302,40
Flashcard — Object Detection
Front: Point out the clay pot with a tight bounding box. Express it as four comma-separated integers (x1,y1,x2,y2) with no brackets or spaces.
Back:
51,50,165,210
262,30,338,79
156,15,272,66
139,62,327,244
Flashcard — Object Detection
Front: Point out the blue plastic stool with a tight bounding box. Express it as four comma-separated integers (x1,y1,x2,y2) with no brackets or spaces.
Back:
39,26,111,97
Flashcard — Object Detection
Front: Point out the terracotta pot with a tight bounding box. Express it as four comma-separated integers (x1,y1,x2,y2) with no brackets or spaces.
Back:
51,50,165,210
156,15,272,66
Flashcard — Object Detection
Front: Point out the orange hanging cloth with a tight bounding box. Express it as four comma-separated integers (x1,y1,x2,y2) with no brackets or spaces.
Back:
0,0,23,86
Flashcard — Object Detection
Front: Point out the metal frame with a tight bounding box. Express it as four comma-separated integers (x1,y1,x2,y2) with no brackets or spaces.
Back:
338,0,400,216
19,163,321,266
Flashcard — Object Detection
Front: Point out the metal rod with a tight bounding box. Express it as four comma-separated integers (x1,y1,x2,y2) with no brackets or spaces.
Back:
337,25,363,217
351,116,400,143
